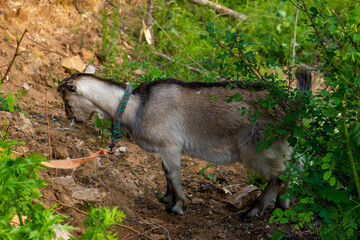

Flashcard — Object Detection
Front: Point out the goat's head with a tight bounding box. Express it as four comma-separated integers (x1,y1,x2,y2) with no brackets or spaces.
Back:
58,65,98,123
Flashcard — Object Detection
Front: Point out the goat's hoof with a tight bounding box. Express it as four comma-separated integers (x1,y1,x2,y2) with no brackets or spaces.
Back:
240,208,259,219
160,195,172,204
275,198,290,210
165,202,184,215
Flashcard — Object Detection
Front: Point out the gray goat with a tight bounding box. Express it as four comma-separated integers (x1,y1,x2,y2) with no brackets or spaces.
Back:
58,65,311,217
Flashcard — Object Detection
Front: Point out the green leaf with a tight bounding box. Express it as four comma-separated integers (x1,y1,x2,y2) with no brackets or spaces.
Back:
353,34,360,43
322,109,332,117
321,163,330,169
322,153,333,162
94,116,102,127
332,97,342,105
328,25,336,32
329,176,336,186
310,7,318,16
324,171,332,180
269,215,275,223
6,95,16,112
330,17,337,24
280,217,289,224
274,208,284,218
353,33,360,42
300,197,309,204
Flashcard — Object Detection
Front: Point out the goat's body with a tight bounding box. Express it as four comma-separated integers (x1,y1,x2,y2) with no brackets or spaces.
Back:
59,66,311,217
125,82,289,178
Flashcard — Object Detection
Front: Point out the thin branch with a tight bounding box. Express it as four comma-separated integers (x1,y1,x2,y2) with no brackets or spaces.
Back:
288,0,305,12
40,75,52,159
27,36,68,57
292,8,300,80
127,219,171,240
332,9,358,51
155,51,202,74
189,0,247,20
1,29,28,82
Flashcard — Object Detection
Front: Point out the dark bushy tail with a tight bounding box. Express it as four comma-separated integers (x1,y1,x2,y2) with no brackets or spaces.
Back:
295,65,312,91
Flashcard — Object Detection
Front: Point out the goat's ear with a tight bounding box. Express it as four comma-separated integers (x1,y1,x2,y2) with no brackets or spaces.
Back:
83,64,96,74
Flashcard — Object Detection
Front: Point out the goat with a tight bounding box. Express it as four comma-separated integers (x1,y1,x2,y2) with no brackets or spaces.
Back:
58,64,311,217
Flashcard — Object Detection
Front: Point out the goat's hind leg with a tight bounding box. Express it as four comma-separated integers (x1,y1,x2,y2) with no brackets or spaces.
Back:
159,149,186,215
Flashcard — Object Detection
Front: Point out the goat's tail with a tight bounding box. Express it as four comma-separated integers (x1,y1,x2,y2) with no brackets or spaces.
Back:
295,65,312,91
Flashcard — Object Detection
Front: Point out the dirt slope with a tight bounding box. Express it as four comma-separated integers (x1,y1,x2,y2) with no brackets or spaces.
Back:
0,1,314,239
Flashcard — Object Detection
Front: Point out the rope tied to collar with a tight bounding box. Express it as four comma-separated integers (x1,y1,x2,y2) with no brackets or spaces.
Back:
108,84,133,151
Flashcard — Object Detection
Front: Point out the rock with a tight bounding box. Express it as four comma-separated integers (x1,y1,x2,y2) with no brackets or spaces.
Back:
53,225,72,240
217,232,227,239
81,48,95,61
0,111,12,123
224,185,259,209
54,176,77,188
74,0,105,13
61,55,86,73
192,197,204,205
22,82,30,90
14,112,35,137
54,146,69,159
70,44,81,54
54,176,101,201
71,186,101,201
119,147,127,152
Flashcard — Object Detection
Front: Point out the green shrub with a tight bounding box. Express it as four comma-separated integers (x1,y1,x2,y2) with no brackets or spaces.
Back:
200,1,360,238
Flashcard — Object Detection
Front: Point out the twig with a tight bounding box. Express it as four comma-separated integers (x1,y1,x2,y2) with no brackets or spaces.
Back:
40,75,52,159
332,10,358,51
1,29,28,82
292,8,300,81
155,51,202,74
42,197,155,240
189,0,247,20
127,219,171,240
27,36,68,57
144,0,155,45
51,127,78,131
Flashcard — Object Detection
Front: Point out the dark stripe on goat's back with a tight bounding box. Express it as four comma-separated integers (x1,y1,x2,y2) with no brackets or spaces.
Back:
132,78,266,97
60,72,127,89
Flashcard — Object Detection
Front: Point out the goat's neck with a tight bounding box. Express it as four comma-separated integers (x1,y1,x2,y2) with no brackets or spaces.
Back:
79,80,139,123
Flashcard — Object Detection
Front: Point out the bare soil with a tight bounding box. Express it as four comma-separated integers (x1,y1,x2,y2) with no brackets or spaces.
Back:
0,1,315,239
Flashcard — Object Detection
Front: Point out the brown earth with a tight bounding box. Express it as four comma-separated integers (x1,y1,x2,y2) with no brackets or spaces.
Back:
0,1,315,239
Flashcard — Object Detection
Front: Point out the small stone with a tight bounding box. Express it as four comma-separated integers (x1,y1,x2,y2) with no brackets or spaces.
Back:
61,55,86,73
22,83,30,90
81,48,95,61
54,146,69,159
224,185,259,209
71,186,101,201
54,176,77,188
191,197,204,205
119,147,127,152
217,232,227,239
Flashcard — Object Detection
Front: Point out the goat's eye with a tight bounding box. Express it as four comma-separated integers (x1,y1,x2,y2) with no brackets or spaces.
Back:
67,85,77,93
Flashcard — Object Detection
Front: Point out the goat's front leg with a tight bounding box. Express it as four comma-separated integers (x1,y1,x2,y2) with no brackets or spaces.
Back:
160,149,185,215
242,178,284,218
159,162,174,205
